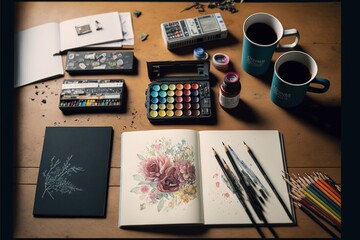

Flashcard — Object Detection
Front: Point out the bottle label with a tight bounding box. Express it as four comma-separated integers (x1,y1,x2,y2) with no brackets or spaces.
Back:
219,92,240,108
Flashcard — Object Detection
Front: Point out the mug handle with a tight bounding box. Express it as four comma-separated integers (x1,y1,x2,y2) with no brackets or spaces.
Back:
308,77,330,93
276,29,300,51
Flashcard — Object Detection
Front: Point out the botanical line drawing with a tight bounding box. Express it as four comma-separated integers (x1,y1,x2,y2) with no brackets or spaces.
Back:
131,138,197,212
42,155,84,200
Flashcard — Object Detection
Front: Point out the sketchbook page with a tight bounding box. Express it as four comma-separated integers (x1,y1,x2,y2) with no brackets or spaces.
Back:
14,22,64,88
119,12,134,46
119,129,203,227
198,130,293,225
84,12,134,49
59,12,123,52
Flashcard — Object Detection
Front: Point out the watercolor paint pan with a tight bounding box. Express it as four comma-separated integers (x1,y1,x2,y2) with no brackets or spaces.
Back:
145,60,214,124
59,79,126,114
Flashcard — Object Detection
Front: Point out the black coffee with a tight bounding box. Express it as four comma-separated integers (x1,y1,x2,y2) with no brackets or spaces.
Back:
278,61,312,84
246,22,277,45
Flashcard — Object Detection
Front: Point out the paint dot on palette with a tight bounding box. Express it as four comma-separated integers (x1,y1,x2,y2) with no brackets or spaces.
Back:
176,84,184,90
160,84,169,91
175,90,183,97
150,110,158,117
150,104,158,110
168,84,176,91
175,103,183,109
183,83,191,90
166,110,174,117
167,90,175,97
191,83,199,90
158,103,166,110
159,91,167,98
158,109,166,117
152,84,160,91
150,91,158,97
175,96,183,102
166,103,174,110
167,96,174,103
175,109,183,116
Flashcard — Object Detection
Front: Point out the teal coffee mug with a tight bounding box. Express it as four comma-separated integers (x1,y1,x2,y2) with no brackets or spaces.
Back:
270,51,330,108
241,13,300,76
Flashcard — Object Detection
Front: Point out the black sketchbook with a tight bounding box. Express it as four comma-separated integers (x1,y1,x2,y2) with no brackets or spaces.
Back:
33,126,113,217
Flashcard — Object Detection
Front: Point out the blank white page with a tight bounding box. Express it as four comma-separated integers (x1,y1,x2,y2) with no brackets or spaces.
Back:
14,22,64,88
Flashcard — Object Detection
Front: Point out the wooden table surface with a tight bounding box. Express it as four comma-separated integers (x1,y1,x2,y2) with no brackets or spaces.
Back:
13,1,341,238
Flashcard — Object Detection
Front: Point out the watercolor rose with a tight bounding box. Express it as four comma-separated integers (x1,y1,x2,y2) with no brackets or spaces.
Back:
131,138,197,212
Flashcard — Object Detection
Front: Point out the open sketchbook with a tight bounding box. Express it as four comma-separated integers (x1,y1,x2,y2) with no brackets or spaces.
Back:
118,129,295,227
14,12,134,88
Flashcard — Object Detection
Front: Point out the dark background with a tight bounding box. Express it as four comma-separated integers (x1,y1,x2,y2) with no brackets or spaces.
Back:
1,1,354,240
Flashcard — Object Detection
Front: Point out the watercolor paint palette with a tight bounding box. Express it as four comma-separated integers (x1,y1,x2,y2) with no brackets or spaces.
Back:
145,60,213,123
65,51,135,75
59,79,126,114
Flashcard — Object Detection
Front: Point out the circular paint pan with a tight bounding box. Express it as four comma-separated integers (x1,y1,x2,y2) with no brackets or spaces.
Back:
192,110,201,116
191,89,199,96
167,103,174,110
160,84,169,91
175,90,183,96
158,103,166,110
169,84,176,91
184,102,191,109
159,97,166,104
152,84,160,91
183,83,191,90
167,90,175,97
176,84,184,90
150,104,158,110
150,91,159,98
151,97,159,104
166,110,174,117
184,109,192,116
175,96,183,103
191,83,199,90
159,91,167,98
158,109,166,117
149,110,158,117
175,103,183,109
167,96,175,103
192,103,200,109
175,109,183,116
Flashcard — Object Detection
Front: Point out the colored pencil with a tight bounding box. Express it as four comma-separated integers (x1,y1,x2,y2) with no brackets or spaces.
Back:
305,174,341,207
294,202,340,239
282,171,341,237
297,177,341,217
290,193,341,232
287,175,341,223
212,147,266,238
243,141,294,221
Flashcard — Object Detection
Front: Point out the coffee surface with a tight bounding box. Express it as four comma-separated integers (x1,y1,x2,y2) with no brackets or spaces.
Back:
278,61,312,84
246,22,277,45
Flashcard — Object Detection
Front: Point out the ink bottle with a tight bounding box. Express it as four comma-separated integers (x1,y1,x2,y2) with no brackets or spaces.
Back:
219,72,241,109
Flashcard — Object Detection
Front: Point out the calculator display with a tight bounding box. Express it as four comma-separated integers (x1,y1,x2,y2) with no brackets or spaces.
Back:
198,15,220,33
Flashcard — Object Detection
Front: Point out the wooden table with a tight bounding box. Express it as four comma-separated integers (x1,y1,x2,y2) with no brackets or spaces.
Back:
13,1,341,238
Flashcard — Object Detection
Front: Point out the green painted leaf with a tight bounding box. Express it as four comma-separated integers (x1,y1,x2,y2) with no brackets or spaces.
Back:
130,187,140,193
133,174,144,181
137,154,145,160
157,198,165,212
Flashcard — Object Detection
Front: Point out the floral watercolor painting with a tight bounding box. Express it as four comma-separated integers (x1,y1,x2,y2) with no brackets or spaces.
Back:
130,138,197,212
